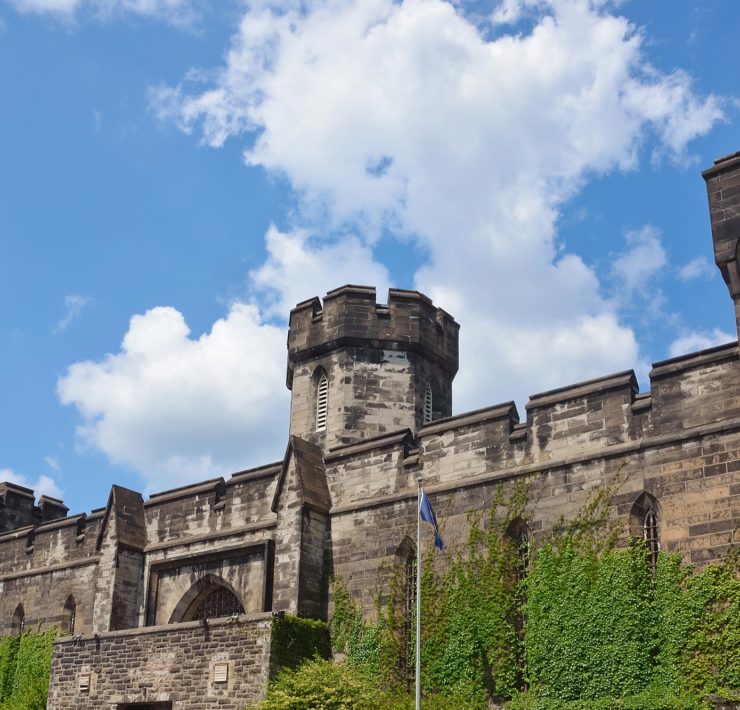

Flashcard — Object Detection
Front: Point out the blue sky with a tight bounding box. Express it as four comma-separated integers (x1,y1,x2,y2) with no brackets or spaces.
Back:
1,0,738,515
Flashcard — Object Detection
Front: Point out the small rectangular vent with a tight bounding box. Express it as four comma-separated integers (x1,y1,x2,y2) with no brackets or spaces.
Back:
78,673,91,692
214,662,229,683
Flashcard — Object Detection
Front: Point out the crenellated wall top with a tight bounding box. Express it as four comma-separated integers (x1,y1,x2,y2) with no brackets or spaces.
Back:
286,285,459,388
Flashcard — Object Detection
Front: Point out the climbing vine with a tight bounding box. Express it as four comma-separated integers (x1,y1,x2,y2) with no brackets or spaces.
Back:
0,627,56,710
323,478,739,710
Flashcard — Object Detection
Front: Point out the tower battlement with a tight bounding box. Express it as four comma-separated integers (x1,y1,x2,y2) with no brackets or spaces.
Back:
286,285,459,389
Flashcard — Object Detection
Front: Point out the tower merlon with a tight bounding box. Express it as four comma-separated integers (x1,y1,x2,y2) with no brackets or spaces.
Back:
286,285,459,389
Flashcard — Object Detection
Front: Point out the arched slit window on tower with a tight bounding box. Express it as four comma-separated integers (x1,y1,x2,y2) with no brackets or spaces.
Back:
64,595,76,635
643,508,660,574
316,372,329,432
424,382,433,424
12,604,24,635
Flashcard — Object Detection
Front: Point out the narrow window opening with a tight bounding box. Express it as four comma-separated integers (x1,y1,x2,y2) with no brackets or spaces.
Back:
424,382,433,424
316,373,329,432
13,604,24,635
517,527,530,578
64,595,76,635
402,549,416,691
643,508,660,575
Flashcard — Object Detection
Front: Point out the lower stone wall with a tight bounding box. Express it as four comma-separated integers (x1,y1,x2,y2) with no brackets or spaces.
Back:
48,613,273,709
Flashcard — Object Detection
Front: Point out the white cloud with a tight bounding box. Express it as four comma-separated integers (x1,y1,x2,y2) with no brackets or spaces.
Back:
8,0,199,25
44,455,61,473
57,303,289,493
611,225,667,301
53,293,90,334
668,328,734,358
678,255,715,282
57,0,727,492
250,226,392,318
150,0,721,409
0,468,64,500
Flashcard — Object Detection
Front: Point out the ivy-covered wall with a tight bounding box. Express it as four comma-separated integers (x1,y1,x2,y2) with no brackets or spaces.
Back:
0,628,56,710
326,485,740,710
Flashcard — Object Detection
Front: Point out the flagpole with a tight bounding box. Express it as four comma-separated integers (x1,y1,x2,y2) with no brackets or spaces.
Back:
415,477,422,710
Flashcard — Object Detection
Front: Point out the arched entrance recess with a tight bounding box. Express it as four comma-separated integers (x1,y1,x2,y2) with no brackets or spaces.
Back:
168,574,245,624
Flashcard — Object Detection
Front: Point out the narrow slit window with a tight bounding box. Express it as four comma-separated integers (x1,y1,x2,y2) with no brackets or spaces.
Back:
424,383,433,424
64,595,76,635
402,550,416,691
643,509,660,574
13,604,24,635
316,373,328,432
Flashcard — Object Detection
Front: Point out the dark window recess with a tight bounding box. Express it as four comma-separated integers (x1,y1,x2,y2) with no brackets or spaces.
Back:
190,586,244,621
64,596,76,635
402,551,416,691
643,509,660,575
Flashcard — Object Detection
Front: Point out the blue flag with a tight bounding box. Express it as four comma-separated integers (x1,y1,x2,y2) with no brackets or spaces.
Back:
419,488,443,551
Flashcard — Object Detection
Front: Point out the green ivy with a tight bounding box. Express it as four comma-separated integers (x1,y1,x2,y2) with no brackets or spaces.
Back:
271,614,331,673
323,478,739,710
0,636,20,702
0,628,56,710
525,540,656,700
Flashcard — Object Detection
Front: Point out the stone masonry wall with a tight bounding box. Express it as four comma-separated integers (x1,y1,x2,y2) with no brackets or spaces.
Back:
48,613,273,709
0,512,102,636
327,343,740,612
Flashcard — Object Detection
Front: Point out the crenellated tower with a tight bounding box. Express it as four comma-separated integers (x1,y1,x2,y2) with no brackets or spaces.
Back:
286,285,459,450
703,150,740,339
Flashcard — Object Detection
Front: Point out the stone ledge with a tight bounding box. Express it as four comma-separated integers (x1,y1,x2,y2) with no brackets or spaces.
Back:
0,555,100,582
143,520,277,553
53,611,274,644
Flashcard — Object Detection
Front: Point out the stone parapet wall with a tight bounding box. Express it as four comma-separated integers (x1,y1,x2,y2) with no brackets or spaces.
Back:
48,613,273,709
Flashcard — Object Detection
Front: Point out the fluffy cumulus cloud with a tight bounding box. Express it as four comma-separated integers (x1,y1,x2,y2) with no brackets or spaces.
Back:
0,468,63,500
151,0,722,409
8,0,198,24
57,0,726,491
57,304,289,492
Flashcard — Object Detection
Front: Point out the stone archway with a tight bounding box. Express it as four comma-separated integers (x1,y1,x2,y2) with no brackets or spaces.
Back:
168,574,245,624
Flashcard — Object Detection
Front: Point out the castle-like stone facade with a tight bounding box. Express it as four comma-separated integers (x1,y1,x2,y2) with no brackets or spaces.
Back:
1,153,739,709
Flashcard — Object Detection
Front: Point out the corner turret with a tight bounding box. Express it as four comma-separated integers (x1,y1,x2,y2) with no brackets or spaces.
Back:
703,150,740,338
287,285,459,449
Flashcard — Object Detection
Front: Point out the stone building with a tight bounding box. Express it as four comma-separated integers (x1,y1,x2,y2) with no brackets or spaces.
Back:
1,152,739,709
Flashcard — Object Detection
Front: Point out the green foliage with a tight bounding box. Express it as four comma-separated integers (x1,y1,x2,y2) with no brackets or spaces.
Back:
419,500,524,701
0,628,56,710
506,688,707,710
255,657,389,710
254,657,490,710
325,478,739,710
271,614,331,672
0,636,20,702
525,540,655,700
